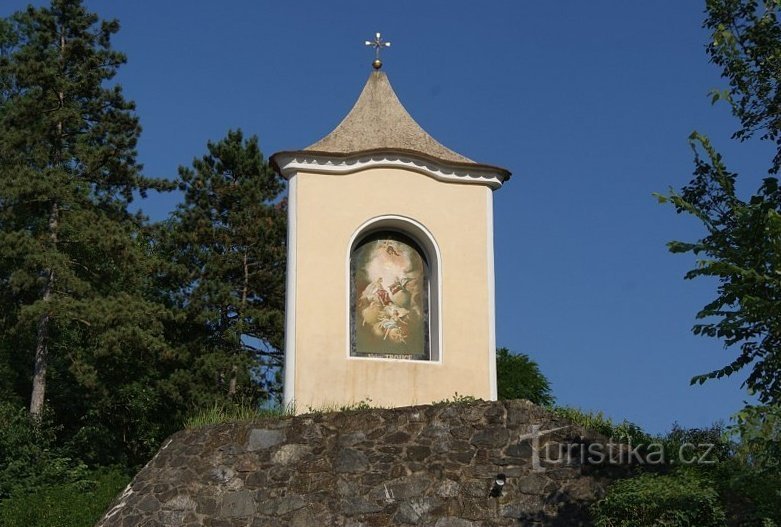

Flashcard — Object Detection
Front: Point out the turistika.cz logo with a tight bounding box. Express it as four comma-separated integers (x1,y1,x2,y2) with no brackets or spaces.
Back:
520,425,718,473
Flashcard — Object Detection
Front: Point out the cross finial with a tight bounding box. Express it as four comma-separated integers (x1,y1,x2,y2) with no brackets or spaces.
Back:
365,32,391,70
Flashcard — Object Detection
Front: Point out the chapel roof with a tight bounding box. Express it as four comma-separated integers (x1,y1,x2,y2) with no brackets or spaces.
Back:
271,70,510,182
306,70,473,163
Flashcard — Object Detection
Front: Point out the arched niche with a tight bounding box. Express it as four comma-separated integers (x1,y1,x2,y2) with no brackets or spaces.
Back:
347,216,442,362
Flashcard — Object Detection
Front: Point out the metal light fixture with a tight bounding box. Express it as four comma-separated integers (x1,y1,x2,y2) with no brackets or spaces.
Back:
489,473,506,497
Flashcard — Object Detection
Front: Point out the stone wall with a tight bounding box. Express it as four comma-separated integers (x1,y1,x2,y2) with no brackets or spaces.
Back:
96,400,617,526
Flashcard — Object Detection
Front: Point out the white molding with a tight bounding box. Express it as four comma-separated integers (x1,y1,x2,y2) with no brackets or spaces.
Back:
283,174,298,408
274,152,506,189
486,187,498,400
345,215,443,365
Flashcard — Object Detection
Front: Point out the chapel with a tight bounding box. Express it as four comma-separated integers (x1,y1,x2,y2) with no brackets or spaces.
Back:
270,36,510,411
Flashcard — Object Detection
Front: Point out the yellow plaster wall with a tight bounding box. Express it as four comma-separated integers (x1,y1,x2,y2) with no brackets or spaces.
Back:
290,167,493,410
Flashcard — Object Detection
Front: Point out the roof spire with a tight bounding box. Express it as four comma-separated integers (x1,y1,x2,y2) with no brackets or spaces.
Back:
364,32,391,70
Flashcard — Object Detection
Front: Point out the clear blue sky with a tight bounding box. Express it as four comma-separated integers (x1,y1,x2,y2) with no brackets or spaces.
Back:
6,1,773,435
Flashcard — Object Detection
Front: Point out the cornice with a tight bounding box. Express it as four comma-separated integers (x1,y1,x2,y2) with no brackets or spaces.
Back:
271,149,510,190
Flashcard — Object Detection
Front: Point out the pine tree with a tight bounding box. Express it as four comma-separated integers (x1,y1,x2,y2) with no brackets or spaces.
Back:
164,130,286,406
0,0,172,432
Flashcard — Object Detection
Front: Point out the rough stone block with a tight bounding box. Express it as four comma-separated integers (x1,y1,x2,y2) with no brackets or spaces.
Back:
470,427,510,448
335,447,369,473
219,490,255,517
393,496,442,524
341,496,384,515
405,445,431,462
163,494,197,511
257,495,306,516
434,518,479,527
271,444,311,465
247,428,285,451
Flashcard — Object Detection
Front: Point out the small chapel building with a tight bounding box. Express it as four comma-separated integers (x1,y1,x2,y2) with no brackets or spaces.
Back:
270,47,510,411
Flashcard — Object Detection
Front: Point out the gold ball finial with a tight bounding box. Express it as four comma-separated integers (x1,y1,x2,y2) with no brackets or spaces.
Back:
372,58,382,70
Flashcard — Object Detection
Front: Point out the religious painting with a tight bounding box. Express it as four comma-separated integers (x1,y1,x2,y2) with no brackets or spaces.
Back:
350,232,429,360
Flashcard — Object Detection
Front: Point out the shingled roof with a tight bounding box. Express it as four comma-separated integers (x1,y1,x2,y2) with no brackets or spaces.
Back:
271,70,510,182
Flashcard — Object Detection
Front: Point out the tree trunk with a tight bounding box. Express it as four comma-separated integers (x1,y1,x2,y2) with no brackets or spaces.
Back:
30,29,65,417
30,203,58,416
228,251,250,398
241,250,249,308
228,364,238,398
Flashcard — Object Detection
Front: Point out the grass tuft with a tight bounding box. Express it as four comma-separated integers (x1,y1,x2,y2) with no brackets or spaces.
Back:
553,406,651,444
185,395,487,428
431,393,482,406
184,401,294,429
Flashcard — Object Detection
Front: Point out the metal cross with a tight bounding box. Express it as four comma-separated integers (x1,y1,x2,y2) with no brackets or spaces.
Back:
365,32,391,69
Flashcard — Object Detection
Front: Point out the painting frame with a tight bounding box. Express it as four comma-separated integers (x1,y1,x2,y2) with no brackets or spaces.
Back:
349,230,430,361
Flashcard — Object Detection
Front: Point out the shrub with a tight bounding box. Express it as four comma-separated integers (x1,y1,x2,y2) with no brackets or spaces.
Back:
0,467,129,527
591,469,726,527
715,458,781,526
0,402,87,499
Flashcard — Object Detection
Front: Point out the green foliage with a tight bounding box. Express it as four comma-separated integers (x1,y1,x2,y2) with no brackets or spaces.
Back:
660,422,732,465
660,0,781,406
0,467,129,527
661,134,781,404
338,399,375,412
585,418,779,526
715,456,781,525
591,469,726,527
729,403,781,471
302,398,381,415
658,5,781,522
0,0,290,471
553,406,651,444
431,393,481,405
706,0,781,173
496,347,554,406
0,402,87,499
0,0,178,466
0,0,290,520
162,129,287,407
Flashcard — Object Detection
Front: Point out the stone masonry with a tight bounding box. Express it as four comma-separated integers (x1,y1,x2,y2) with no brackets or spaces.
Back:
96,400,617,526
